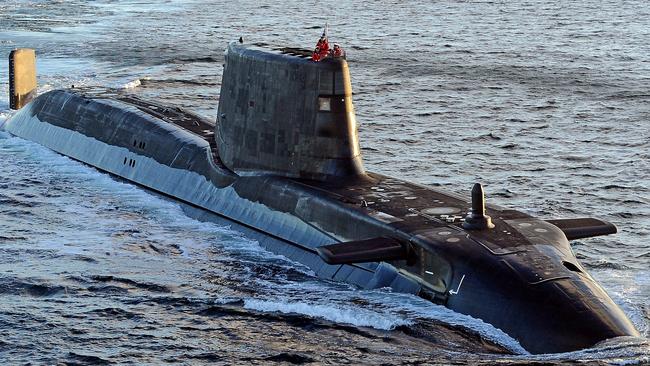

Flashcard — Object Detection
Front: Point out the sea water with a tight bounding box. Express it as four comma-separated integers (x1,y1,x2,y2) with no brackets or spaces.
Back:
0,1,648,364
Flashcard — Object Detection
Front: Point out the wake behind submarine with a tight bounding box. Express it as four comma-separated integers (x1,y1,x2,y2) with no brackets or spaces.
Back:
2,43,639,354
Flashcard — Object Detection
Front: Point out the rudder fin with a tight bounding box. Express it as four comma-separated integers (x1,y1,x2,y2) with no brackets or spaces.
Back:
9,48,37,110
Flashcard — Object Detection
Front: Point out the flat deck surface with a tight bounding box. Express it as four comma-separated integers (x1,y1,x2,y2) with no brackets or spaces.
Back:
72,87,532,251
71,87,227,169
116,95,227,168
297,175,532,250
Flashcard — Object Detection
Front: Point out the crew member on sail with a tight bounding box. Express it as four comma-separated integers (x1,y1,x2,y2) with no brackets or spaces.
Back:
312,26,330,61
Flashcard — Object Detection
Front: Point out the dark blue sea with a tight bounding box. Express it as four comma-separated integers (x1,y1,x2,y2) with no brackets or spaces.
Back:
0,1,648,364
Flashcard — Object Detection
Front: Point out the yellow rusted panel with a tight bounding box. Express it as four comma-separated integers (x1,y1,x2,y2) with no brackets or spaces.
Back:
9,48,37,110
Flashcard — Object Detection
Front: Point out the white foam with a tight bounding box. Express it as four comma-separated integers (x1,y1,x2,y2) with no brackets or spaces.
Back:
38,84,56,94
356,290,529,354
121,78,142,89
592,269,650,337
509,336,650,363
0,109,15,128
244,298,412,330
0,134,265,259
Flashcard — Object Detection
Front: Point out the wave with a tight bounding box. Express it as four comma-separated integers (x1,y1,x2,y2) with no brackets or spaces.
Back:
0,278,66,297
172,56,221,63
88,275,171,293
84,307,140,320
140,78,219,87
63,352,110,365
121,78,141,89
244,298,411,330
462,133,502,141
240,280,528,355
499,143,519,150
414,110,445,116
584,260,629,271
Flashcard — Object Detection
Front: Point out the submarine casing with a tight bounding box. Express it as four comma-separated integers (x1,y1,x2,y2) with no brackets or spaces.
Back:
2,43,639,354
2,88,415,291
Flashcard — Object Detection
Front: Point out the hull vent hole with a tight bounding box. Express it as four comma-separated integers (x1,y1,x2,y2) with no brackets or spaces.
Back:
563,261,582,273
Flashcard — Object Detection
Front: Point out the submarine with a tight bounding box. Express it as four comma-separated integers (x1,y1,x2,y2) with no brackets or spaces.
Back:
2,44,640,354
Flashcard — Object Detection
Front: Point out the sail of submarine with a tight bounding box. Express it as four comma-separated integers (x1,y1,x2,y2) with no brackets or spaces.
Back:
2,44,640,354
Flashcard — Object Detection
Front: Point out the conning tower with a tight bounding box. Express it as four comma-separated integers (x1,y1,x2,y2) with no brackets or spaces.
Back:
216,43,364,181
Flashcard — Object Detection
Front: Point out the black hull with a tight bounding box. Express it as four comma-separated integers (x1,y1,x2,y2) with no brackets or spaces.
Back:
3,88,639,354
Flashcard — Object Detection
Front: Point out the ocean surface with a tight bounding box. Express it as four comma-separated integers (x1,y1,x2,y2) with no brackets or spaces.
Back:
0,0,649,364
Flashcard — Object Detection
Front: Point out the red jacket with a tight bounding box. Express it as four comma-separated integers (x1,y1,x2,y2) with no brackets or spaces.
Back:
317,39,329,52
315,39,329,61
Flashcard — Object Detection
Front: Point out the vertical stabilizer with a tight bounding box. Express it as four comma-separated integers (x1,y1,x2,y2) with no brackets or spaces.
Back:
9,49,37,110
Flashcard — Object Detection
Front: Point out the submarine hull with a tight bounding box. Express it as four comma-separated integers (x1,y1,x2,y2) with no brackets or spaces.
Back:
3,88,639,354
2,43,639,354
2,89,421,292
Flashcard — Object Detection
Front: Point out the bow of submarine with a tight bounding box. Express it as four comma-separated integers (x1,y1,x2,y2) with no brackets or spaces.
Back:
424,219,640,354
291,175,639,354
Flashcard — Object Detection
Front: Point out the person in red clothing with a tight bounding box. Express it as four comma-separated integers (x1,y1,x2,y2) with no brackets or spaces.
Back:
312,26,330,62
312,46,322,62
332,44,345,58
312,35,329,61
318,36,329,56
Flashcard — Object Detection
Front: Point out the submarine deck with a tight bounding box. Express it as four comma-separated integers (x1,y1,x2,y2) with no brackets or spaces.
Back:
295,176,534,251
117,95,229,170
70,87,229,170
70,87,535,253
